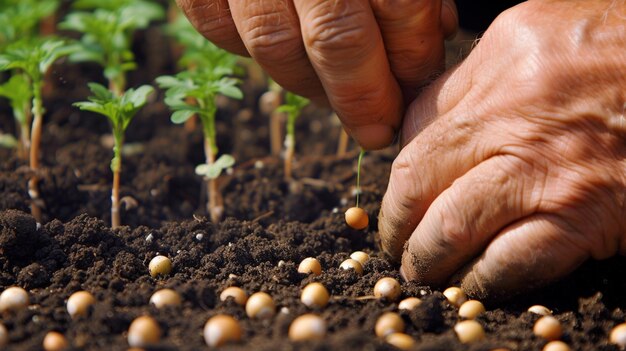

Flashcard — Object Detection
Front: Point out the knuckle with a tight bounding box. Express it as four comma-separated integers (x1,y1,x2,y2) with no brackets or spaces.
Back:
178,0,233,39
242,14,303,63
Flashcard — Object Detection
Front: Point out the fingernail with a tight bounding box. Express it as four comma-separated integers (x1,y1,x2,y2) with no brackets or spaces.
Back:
351,124,395,150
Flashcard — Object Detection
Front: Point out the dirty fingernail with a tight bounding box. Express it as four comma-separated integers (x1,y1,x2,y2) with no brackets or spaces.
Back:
351,124,395,150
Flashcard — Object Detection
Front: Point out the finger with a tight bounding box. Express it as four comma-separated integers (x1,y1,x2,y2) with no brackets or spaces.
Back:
370,0,446,101
454,215,589,300
397,155,539,286
441,0,459,40
227,0,327,102
293,0,404,150
176,0,249,56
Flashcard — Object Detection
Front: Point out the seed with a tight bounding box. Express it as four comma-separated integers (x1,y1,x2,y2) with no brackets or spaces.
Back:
148,255,172,278
0,286,29,312
543,340,571,351
127,316,161,347
533,316,562,341
345,207,369,230
245,292,276,319
339,259,363,275
454,320,485,343
149,289,182,309
301,283,330,309
443,287,467,307
528,305,552,316
374,277,402,301
459,300,486,319
203,314,242,347
350,251,370,265
297,257,322,276
375,312,405,338
398,297,422,311
220,287,248,306
0,323,7,347
385,333,415,350
610,323,626,347
67,291,96,319
43,331,68,351
288,314,327,341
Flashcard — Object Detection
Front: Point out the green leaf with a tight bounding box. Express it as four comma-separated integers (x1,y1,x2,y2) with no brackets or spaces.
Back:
195,154,235,179
214,154,235,169
218,84,243,100
0,133,17,149
124,85,154,108
171,110,194,124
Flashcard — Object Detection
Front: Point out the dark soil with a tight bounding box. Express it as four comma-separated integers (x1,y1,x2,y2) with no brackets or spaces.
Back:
1,20,625,351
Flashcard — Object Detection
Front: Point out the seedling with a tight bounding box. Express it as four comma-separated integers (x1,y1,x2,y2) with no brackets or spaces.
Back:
0,74,32,159
0,38,77,222
0,0,60,47
276,91,310,180
345,150,369,229
73,82,154,228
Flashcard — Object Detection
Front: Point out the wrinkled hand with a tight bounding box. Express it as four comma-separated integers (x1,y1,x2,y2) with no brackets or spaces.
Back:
379,0,626,299
176,0,457,149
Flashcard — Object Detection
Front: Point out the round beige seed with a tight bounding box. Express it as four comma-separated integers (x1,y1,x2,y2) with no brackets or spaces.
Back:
220,287,248,306
443,287,467,307
350,251,370,265
454,320,485,343
533,316,562,341
149,289,182,309
375,312,405,338
203,314,242,347
398,297,422,311
459,300,486,319
288,314,327,341
0,323,7,348
543,340,571,351
43,331,68,351
385,333,415,350
301,283,330,309
609,323,626,347
298,257,322,276
339,259,363,275
148,255,172,278
528,305,552,316
245,292,276,319
67,291,96,319
374,277,402,302
127,316,161,347
0,286,29,312
345,207,369,230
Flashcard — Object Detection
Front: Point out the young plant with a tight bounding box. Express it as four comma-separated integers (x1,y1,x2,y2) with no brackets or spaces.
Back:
0,38,76,222
276,92,310,180
74,83,154,228
60,0,163,96
0,0,60,47
0,74,32,159
345,150,369,230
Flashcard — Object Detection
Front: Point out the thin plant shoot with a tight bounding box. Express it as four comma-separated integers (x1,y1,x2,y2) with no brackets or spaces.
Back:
345,149,369,230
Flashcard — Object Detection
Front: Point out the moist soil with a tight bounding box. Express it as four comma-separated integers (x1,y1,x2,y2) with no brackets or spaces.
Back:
1,23,626,351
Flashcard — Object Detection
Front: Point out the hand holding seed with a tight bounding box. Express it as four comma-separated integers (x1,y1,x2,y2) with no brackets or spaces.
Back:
378,0,626,299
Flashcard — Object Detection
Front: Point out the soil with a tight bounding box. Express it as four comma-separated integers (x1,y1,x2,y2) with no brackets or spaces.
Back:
1,16,625,351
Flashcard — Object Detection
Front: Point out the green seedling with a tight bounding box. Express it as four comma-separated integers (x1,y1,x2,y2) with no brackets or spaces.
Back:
345,150,369,230
0,74,32,159
0,0,60,47
60,0,163,96
0,38,76,222
74,83,154,228
276,92,310,180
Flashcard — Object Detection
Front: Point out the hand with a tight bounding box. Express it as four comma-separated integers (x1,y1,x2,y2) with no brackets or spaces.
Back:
378,0,626,299
176,0,458,149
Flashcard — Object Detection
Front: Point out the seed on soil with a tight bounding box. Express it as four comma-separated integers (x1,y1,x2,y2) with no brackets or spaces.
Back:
398,297,422,311
246,292,276,319
533,316,562,341
543,340,571,351
454,320,485,343
220,287,248,306
0,323,7,347
374,277,402,301
528,305,552,316
288,314,327,341
350,251,370,265
149,289,182,308
203,314,242,347
297,257,322,276
148,255,172,278
301,282,330,309
43,331,68,351
385,333,415,350
443,287,467,307
339,258,363,275
127,316,161,347
345,207,369,230
459,300,486,319
610,323,626,347
67,291,96,319
375,312,405,338
0,286,29,312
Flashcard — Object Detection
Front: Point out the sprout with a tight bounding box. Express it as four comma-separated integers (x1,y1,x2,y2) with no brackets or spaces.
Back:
288,314,327,342
349,251,370,265
219,287,248,306
0,286,29,312
203,314,242,347
345,150,369,229
127,316,161,348
245,292,275,319
148,255,172,278
43,331,68,351
150,289,182,309
543,341,571,351
375,312,405,338
67,291,96,319
276,91,310,181
385,333,415,350
300,283,330,309
398,297,422,311
339,259,363,275
443,287,467,307
0,74,32,159
0,0,60,47
528,305,552,316
454,320,485,343
374,277,402,302
533,316,562,341
74,83,154,228
297,257,322,276
458,300,486,320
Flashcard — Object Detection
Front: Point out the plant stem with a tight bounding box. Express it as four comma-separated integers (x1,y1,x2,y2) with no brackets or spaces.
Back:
111,132,123,228
28,83,43,223
355,149,365,208
284,113,296,180
18,117,31,161
270,110,282,157
204,136,223,223
337,127,349,157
